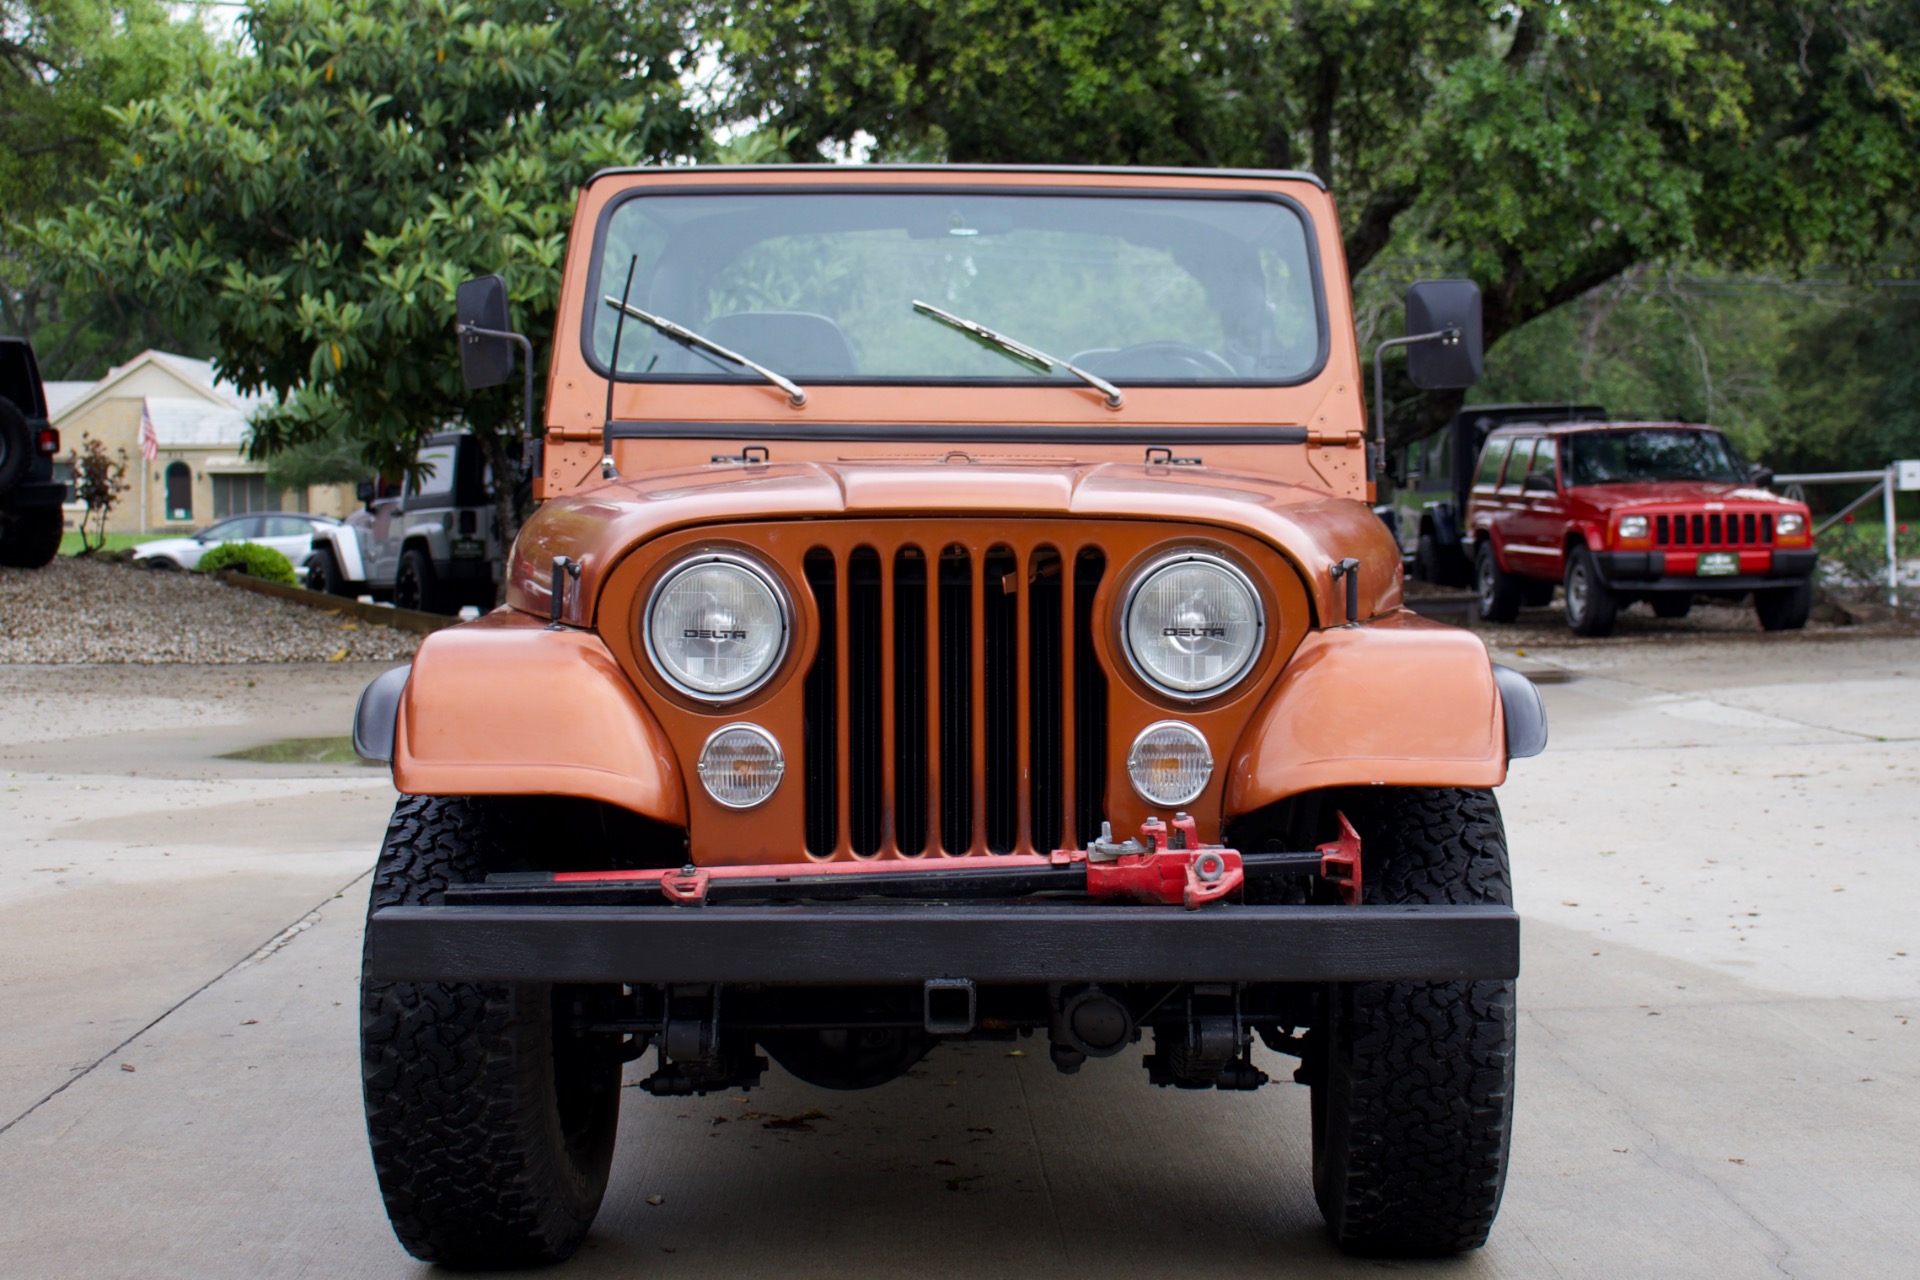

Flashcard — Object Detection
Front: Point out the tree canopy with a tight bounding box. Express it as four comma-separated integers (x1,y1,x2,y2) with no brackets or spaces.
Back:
0,1,213,375
29,0,701,493
716,0,1920,442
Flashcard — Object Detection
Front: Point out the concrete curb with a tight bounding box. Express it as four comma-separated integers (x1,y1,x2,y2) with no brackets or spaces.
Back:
215,569,455,635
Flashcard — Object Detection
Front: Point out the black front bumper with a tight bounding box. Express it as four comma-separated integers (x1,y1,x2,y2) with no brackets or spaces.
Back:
366,901,1520,986
1594,549,1817,591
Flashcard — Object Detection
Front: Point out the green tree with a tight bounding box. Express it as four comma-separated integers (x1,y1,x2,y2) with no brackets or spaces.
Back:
30,0,702,543
1,1,215,376
714,0,1920,446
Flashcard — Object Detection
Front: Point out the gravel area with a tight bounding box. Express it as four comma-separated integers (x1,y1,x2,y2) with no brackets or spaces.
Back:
0,557,421,664
1469,592,1920,650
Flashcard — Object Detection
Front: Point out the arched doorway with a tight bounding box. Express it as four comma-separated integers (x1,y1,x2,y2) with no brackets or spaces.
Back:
165,461,193,521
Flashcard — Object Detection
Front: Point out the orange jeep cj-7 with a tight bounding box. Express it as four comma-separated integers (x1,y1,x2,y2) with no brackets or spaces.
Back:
353,165,1545,1266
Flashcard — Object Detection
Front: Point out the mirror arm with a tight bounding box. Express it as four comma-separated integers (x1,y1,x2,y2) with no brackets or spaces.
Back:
1370,327,1458,483
456,322,537,468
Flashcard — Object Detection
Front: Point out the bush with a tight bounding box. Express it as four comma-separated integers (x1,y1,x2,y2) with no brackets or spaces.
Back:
198,541,297,585
1817,522,1920,593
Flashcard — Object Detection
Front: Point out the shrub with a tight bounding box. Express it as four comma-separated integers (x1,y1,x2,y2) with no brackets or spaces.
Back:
1817,523,1920,593
199,541,297,585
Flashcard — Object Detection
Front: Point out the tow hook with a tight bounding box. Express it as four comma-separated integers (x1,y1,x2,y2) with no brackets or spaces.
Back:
1081,813,1245,910
660,865,711,906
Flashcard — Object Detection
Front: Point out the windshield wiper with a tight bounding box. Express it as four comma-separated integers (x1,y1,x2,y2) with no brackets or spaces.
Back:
911,300,1123,409
601,296,806,407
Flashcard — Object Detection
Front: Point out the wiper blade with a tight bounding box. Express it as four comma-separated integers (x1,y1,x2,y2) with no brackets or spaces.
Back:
912,300,1123,409
601,296,806,408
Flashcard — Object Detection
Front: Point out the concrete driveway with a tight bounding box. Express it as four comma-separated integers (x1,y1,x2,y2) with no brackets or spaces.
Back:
1,640,1914,1279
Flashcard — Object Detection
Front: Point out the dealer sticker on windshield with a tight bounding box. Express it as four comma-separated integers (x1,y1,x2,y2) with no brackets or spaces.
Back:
1696,552,1739,576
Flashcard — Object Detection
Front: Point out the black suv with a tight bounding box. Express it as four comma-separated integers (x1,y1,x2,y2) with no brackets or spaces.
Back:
0,337,66,568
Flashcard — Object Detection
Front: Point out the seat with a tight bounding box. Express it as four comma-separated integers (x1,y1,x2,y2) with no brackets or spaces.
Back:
701,311,859,377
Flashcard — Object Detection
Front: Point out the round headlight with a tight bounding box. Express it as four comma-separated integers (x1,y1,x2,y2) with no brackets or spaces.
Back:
1127,720,1213,807
645,552,790,700
698,723,785,809
1122,550,1264,699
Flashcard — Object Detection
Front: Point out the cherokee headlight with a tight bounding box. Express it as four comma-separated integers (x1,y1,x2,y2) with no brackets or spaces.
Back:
1121,550,1264,699
1776,512,1806,538
1618,515,1649,540
645,552,790,700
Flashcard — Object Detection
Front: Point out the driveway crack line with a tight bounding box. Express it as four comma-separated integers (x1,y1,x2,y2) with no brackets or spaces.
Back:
0,867,372,1138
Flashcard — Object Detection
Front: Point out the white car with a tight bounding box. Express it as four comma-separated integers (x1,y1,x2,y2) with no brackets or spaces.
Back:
132,512,341,571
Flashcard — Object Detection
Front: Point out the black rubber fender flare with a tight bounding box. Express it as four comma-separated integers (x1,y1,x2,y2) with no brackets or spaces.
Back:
353,664,410,763
1492,664,1548,759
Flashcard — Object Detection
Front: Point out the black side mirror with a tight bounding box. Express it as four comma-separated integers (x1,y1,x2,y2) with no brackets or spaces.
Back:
456,275,516,391
355,479,377,504
1523,472,1557,493
1404,280,1484,390
1748,464,1774,489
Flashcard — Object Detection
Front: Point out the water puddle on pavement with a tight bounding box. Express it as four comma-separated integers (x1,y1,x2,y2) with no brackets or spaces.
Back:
219,736,374,765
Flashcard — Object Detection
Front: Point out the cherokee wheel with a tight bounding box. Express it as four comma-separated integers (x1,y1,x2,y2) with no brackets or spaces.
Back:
1475,541,1523,623
1754,581,1811,632
1563,545,1618,637
361,795,621,1267
1308,786,1516,1256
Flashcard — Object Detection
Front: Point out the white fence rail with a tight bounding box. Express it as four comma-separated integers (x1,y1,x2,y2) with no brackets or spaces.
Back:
1774,463,1918,606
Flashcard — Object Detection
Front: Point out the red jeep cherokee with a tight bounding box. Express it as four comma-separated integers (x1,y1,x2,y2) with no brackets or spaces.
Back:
1468,420,1817,636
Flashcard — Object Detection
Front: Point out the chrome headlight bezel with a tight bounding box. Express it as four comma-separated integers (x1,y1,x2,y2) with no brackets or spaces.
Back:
642,551,792,702
1119,548,1266,701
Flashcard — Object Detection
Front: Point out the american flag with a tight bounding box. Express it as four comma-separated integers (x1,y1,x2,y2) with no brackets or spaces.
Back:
139,399,158,461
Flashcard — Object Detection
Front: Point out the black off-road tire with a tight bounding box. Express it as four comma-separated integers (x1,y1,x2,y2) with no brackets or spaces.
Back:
1754,581,1811,632
306,546,349,596
0,507,62,568
393,546,452,615
1474,541,1523,623
1310,786,1516,1257
361,795,621,1267
1652,594,1692,619
1563,545,1618,637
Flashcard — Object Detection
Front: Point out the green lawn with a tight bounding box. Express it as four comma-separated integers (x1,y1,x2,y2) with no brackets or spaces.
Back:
59,531,148,555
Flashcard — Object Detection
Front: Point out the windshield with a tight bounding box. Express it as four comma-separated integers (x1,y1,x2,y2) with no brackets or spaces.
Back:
1564,429,1746,487
587,190,1324,386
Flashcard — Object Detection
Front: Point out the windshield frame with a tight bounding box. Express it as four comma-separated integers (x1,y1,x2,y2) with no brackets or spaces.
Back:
577,183,1331,391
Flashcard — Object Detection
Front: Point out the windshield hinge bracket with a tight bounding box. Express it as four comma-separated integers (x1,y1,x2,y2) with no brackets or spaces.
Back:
709,446,771,466
1145,446,1202,468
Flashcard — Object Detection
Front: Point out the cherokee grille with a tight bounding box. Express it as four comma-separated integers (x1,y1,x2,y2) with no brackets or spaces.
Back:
1653,512,1774,550
801,538,1109,857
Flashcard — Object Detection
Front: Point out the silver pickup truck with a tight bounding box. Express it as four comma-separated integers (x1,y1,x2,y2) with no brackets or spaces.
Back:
305,431,503,614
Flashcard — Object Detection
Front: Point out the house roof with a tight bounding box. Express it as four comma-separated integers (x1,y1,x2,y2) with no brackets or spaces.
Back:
145,396,252,448
42,381,92,417
49,349,273,426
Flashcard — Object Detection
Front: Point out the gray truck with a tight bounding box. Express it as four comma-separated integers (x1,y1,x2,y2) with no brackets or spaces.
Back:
305,430,504,614
0,337,65,569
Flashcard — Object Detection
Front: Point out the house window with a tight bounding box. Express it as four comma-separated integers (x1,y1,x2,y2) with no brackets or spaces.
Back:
165,461,193,521
212,472,276,518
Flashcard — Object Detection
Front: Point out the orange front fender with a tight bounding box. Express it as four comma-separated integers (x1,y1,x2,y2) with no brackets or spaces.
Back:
391,610,687,826
1223,610,1508,815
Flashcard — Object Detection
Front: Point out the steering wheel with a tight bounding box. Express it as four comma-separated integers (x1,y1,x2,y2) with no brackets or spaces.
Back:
1089,342,1238,380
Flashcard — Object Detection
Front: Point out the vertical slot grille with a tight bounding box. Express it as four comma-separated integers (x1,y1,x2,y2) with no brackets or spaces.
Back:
892,547,928,855
1073,548,1109,846
797,532,1110,859
1657,515,1671,546
1027,548,1065,855
983,546,1020,853
938,544,974,855
802,550,838,856
1762,514,1774,543
847,548,884,855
